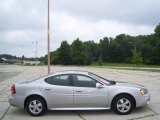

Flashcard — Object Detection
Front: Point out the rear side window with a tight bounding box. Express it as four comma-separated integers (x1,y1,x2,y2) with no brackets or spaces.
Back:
44,77,52,84
44,75,71,86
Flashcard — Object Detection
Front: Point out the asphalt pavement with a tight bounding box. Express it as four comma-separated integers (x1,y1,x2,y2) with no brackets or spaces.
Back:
0,65,160,120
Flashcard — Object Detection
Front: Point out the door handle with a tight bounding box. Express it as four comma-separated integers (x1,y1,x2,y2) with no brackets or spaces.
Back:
45,88,51,90
76,90,82,92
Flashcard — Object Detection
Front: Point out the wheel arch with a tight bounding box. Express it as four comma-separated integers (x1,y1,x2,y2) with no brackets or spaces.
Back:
111,93,136,109
24,94,47,109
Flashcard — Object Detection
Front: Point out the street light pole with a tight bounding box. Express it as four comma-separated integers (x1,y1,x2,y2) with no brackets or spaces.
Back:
35,41,38,66
129,40,137,69
134,39,137,51
32,41,38,66
47,0,51,74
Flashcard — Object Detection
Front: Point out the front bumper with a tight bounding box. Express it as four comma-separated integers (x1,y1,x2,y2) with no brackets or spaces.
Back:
136,93,151,108
9,94,25,109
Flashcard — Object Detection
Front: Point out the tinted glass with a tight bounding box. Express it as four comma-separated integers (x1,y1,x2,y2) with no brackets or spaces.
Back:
73,75,96,87
44,77,52,84
52,75,70,86
89,72,110,85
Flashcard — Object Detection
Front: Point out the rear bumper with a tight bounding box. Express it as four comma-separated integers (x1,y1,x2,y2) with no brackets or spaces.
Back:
9,94,25,109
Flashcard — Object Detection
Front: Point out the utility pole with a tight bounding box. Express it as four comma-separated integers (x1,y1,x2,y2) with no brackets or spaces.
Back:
47,0,51,74
32,41,38,66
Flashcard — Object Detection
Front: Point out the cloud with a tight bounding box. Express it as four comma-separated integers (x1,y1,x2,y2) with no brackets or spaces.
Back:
0,0,158,57
0,30,47,57
0,0,46,32
53,0,160,26
52,11,154,42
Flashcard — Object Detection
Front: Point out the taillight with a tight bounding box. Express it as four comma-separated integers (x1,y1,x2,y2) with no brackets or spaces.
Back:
11,85,16,94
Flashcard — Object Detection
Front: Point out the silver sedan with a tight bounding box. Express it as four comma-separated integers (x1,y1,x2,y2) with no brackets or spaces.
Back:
9,71,150,116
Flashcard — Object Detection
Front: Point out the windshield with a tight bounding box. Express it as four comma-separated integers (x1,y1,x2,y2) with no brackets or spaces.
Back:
88,72,111,85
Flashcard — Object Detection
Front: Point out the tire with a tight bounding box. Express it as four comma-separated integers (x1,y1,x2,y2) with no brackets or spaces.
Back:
112,95,134,115
26,97,46,116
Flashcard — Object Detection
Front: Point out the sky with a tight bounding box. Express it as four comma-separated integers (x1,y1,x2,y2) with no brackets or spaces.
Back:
0,0,160,58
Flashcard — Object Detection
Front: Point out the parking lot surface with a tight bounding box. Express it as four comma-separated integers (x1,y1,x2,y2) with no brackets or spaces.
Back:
0,65,160,120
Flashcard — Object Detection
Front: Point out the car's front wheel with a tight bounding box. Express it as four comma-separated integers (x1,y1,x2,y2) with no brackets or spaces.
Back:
26,97,46,116
113,95,135,115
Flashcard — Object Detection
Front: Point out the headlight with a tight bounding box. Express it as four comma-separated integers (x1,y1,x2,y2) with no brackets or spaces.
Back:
140,89,148,95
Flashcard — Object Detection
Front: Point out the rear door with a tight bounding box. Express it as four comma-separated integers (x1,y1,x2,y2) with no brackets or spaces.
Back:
40,74,73,109
72,74,108,108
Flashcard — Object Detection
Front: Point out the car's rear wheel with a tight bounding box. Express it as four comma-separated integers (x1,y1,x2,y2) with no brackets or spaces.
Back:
113,95,134,115
26,97,46,116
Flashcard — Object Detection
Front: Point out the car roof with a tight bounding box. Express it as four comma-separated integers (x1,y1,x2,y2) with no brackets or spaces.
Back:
30,71,92,82
51,70,89,76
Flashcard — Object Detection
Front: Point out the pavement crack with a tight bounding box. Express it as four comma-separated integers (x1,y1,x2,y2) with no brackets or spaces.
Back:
127,107,159,120
128,107,160,120
145,106,158,115
73,111,86,120
128,114,155,120
0,105,10,120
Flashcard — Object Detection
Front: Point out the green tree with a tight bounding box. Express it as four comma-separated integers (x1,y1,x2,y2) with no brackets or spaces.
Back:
98,57,103,66
110,34,134,63
51,50,60,65
71,38,88,65
21,55,26,60
44,50,60,65
84,41,100,62
131,50,143,67
100,37,110,62
154,23,160,38
39,23,160,65
59,41,71,65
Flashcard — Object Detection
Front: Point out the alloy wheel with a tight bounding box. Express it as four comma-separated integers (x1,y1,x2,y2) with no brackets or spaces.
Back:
117,98,131,113
29,100,43,115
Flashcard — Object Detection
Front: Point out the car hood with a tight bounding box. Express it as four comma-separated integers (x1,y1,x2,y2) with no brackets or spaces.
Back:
114,81,145,89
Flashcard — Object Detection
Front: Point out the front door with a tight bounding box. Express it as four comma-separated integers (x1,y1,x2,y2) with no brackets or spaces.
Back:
72,74,108,108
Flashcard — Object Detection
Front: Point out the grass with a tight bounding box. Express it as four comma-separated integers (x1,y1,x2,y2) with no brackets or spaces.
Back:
90,62,160,72
90,62,160,68
111,67,160,72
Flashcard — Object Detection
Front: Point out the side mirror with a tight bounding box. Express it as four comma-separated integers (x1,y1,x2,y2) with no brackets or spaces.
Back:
96,83,104,88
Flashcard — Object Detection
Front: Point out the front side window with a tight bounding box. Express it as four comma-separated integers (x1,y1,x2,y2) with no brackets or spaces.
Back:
73,75,97,87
